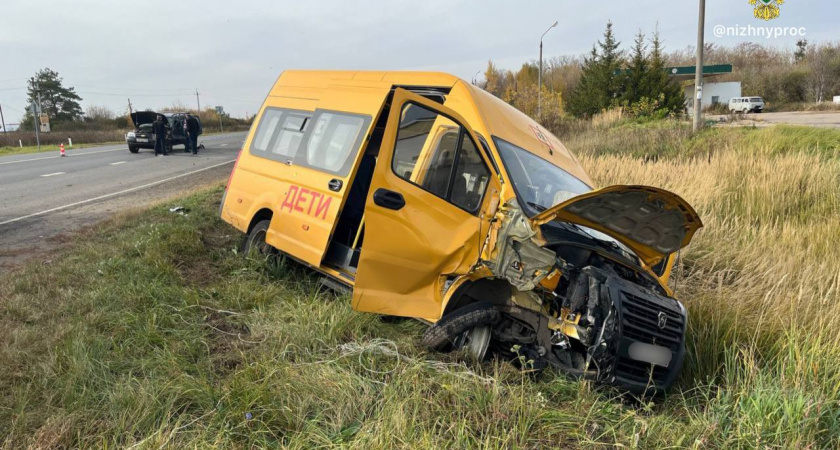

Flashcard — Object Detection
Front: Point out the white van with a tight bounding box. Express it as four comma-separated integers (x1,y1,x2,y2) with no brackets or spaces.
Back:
729,97,765,113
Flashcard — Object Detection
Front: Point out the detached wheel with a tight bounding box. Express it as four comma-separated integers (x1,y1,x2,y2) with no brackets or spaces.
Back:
240,220,277,257
128,145,139,153
422,302,500,360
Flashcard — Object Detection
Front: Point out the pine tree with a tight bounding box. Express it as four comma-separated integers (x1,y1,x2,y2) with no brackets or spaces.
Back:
567,22,624,117
794,39,808,62
646,27,686,114
22,68,84,127
598,21,623,101
620,30,648,106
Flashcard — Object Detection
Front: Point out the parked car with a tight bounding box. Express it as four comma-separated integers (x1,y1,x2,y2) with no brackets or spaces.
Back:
220,70,703,395
729,96,765,113
126,111,202,153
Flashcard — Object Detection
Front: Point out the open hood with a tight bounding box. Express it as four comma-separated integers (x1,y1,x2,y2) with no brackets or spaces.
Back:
130,111,160,128
532,185,703,267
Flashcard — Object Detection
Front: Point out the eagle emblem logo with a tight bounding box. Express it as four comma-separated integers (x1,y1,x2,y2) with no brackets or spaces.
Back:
750,0,785,21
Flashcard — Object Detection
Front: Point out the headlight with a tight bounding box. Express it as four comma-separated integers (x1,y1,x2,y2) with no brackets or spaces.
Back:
127,131,136,139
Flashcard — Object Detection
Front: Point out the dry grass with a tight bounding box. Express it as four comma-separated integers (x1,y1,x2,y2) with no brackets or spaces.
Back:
2,123,840,447
0,130,126,149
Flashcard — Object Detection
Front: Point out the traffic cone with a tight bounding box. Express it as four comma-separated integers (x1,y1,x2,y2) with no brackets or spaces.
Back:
60,143,66,157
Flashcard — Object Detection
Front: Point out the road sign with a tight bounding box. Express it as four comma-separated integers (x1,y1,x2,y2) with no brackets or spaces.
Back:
39,114,51,133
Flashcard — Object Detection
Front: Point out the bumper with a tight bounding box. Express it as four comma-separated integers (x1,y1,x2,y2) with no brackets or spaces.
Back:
126,139,156,149
127,133,156,148
127,136,189,148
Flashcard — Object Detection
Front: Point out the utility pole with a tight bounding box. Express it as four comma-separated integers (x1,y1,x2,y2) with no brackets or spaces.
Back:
127,98,134,128
0,102,6,134
34,83,42,151
539,21,558,122
194,88,201,119
31,103,40,151
693,0,706,133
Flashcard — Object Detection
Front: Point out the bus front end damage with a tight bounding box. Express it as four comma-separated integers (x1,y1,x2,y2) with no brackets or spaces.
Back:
427,186,701,395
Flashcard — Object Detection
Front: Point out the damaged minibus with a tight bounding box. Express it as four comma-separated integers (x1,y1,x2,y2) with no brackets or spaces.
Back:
220,70,702,395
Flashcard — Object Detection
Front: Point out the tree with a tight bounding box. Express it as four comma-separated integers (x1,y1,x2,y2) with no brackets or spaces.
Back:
619,30,649,106
794,39,808,62
645,27,686,113
22,68,83,127
483,60,507,97
805,43,840,103
85,104,115,122
567,21,624,117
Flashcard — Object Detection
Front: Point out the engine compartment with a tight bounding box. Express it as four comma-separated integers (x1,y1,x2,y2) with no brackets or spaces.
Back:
472,201,687,395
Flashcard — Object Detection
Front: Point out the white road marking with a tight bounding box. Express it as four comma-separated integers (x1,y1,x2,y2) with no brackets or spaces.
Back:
41,172,65,177
0,147,125,166
219,143,229,147
0,134,244,167
110,161,127,165
0,160,235,227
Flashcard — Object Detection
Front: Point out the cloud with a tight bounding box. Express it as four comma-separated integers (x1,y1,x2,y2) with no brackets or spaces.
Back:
0,0,833,120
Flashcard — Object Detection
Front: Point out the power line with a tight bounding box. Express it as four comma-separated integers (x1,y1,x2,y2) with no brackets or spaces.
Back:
72,85,197,93
0,103,26,113
76,90,195,97
199,90,261,104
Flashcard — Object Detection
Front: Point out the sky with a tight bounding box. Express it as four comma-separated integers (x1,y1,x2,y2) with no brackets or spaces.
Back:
0,0,834,124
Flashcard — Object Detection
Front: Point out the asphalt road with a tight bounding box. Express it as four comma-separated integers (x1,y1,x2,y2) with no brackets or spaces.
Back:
709,111,840,128
0,132,246,270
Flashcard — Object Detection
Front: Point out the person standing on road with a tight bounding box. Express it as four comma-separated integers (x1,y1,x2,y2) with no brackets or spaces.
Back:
153,114,168,156
186,113,200,155
182,115,192,153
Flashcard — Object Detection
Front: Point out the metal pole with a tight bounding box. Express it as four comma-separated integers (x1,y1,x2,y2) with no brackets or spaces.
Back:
538,21,558,122
36,85,43,151
218,111,223,133
31,104,40,151
195,88,201,119
0,102,6,134
693,0,706,133
539,40,543,120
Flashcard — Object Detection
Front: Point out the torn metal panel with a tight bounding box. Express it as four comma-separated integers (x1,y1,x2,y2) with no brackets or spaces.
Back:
482,200,556,291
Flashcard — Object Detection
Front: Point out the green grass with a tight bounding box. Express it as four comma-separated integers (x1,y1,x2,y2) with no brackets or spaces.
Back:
0,142,122,157
2,185,839,448
558,119,840,160
5,115,840,448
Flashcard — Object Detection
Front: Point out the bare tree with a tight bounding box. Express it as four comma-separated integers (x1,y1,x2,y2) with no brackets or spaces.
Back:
85,104,115,122
805,43,840,103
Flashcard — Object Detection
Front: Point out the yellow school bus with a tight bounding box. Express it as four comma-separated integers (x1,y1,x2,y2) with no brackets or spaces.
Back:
220,70,702,395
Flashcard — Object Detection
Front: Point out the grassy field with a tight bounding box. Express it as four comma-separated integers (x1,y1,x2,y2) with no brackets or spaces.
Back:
0,142,123,157
2,123,840,448
0,130,127,152
0,129,248,156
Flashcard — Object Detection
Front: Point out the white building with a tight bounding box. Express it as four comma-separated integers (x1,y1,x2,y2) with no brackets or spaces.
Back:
684,81,742,116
